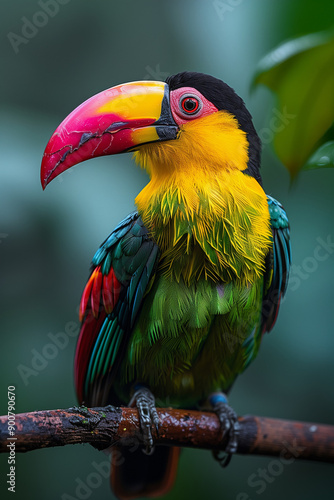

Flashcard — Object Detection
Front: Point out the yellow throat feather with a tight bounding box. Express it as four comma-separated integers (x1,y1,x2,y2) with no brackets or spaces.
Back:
133,111,272,285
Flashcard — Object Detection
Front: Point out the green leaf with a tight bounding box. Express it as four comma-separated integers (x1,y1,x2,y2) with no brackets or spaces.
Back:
254,31,334,178
303,141,334,170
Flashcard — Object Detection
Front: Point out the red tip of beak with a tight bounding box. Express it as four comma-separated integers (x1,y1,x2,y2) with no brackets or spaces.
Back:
40,89,150,188
40,111,142,189
40,81,173,188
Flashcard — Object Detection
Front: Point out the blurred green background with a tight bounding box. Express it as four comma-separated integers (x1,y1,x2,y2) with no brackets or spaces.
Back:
1,1,334,499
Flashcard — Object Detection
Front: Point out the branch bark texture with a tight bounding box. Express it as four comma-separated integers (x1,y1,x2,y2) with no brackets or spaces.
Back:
1,406,333,463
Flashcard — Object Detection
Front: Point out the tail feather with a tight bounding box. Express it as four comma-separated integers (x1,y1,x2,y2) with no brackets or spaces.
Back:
111,446,180,499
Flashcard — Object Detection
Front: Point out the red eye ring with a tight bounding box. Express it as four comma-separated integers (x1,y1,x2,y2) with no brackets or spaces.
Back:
180,95,201,115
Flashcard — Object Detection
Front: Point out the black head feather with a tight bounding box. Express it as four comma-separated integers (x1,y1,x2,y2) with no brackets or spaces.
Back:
166,72,262,184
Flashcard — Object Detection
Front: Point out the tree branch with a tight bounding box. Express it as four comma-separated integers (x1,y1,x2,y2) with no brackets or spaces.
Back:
1,406,333,463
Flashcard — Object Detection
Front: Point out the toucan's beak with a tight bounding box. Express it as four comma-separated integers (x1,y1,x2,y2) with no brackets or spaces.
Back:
41,81,178,189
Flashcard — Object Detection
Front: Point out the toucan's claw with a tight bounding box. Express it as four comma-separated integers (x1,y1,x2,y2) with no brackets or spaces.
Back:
209,393,240,467
129,385,160,455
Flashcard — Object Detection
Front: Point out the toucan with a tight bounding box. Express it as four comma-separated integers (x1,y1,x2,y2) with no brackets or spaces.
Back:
41,72,291,499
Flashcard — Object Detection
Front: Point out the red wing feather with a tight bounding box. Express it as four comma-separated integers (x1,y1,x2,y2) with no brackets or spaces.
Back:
91,266,103,318
79,272,95,322
102,267,121,313
74,310,106,403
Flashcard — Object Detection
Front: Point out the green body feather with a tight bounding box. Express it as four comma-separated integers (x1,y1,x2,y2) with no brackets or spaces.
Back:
81,185,290,410
111,175,273,407
115,275,263,407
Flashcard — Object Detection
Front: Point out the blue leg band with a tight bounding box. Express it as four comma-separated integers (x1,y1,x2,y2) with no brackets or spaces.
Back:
209,393,228,406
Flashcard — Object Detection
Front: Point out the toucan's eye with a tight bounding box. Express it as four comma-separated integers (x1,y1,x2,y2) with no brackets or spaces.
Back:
179,95,201,115
170,88,217,125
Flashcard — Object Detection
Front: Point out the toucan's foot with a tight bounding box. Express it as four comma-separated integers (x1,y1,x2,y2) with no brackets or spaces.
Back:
209,392,240,467
129,385,160,455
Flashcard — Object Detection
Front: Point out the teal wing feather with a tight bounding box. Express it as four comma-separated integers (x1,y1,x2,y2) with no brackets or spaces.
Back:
242,196,291,369
74,212,160,406
261,195,291,332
